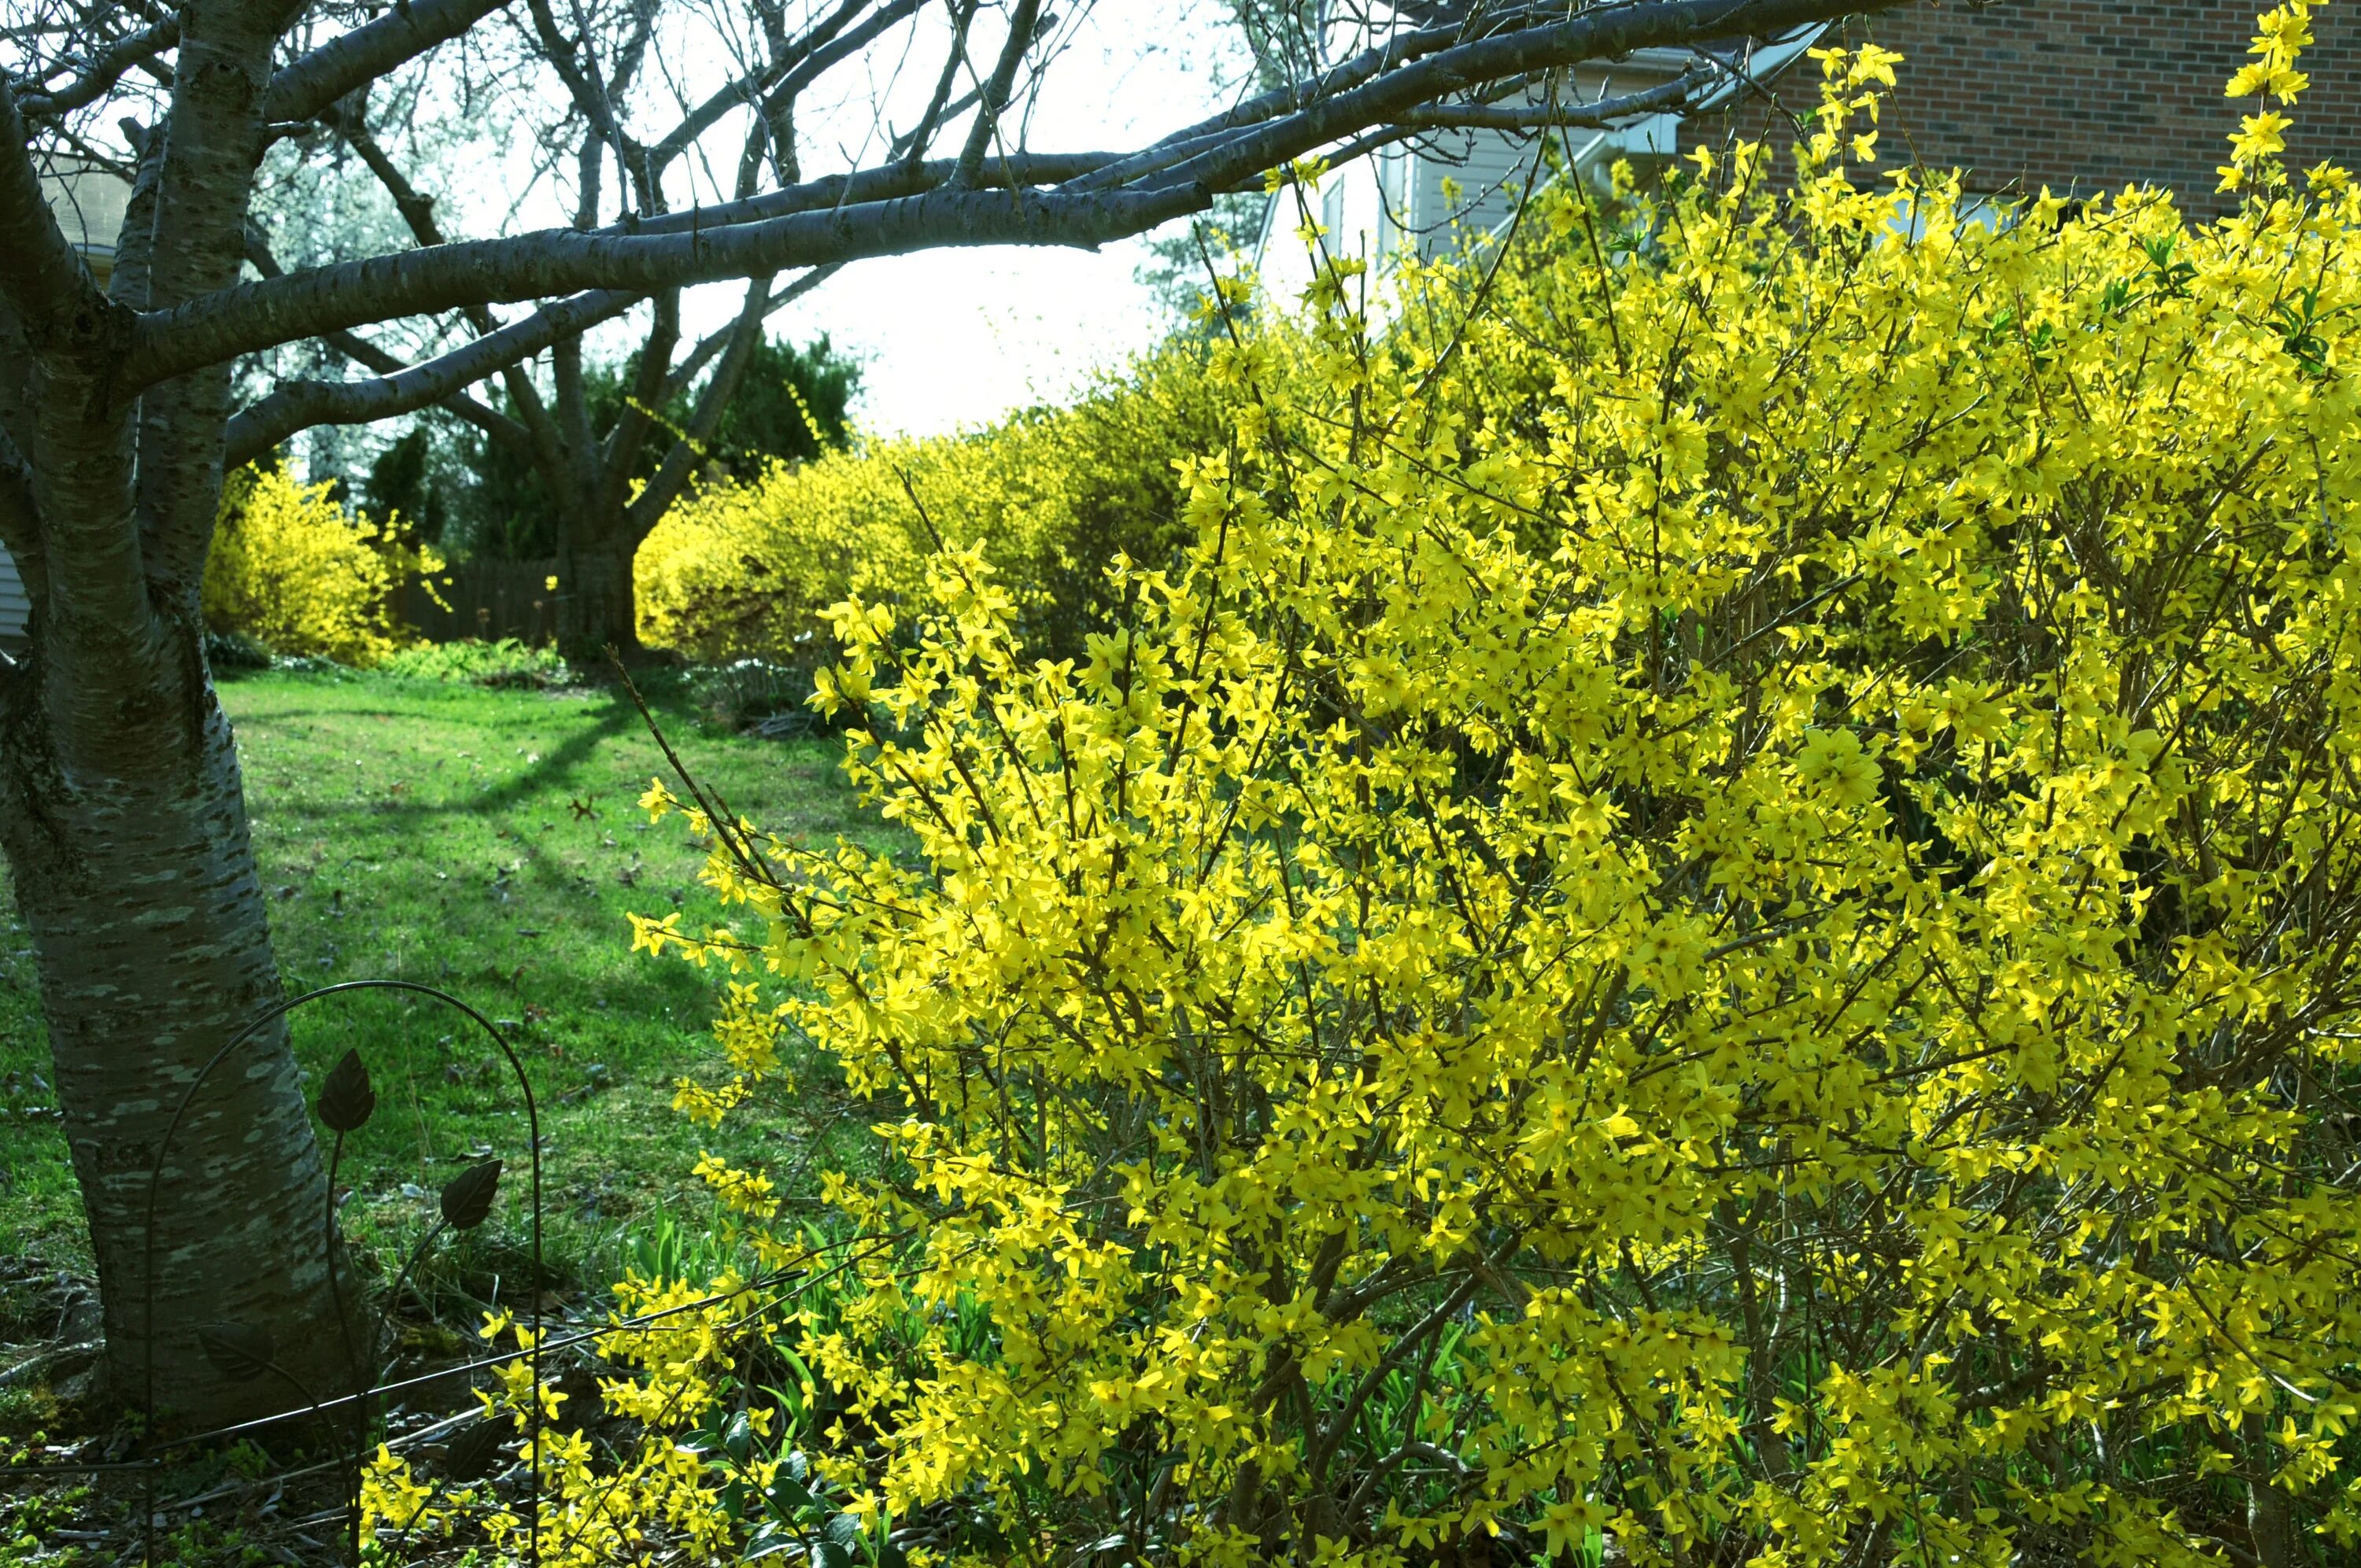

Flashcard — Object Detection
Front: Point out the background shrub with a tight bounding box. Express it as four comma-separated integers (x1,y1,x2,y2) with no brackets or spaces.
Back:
201,629,273,671
375,636,575,688
202,463,441,667
634,334,1255,668
447,334,862,560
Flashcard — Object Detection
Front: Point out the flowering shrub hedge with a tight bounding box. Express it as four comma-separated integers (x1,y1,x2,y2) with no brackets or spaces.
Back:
375,11,2361,1566
633,337,1252,666
203,464,440,666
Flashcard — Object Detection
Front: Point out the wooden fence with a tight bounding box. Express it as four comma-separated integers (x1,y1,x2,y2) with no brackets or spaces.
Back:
401,556,563,644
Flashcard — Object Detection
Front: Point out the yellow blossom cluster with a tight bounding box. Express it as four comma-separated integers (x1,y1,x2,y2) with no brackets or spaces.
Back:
632,333,1285,667
381,10,2361,1564
202,463,442,666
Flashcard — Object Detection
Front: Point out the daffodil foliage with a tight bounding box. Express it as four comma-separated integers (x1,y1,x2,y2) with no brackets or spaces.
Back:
626,16,2361,1567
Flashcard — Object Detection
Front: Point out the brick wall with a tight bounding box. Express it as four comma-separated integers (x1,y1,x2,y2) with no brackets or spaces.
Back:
1679,0,2361,215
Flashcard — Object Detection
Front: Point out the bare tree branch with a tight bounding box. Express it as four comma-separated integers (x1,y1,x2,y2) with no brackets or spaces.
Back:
239,226,530,452
526,0,650,208
897,0,979,167
1397,69,1705,132
752,0,929,160
16,16,181,121
951,0,1041,187
1152,0,1902,195
325,106,444,251
1066,5,1491,193
641,0,878,179
628,274,767,531
107,117,164,308
261,0,516,131
221,286,641,468
315,101,567,458
599,286,681,511
132,179,1189,388
0,415,42,588
1,80,146,662
593,149,1110,238
656,260,840,405
129,0,1898,396
0,77,104,327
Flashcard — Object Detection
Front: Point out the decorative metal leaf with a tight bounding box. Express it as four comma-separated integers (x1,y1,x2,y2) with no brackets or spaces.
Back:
442,1416,506,1480
440,1157,503,1230
318,1049,376,1133
197,1321,275,1383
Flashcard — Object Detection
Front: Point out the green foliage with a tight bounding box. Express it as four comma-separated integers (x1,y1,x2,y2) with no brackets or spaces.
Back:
454,334,860,559
708,334,862,478
362,426,450,544
375,636,575,687
0,667,896,1277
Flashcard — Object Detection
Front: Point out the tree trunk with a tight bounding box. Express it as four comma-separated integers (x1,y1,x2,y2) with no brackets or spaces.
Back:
556,529,641,662
0,656,353,1430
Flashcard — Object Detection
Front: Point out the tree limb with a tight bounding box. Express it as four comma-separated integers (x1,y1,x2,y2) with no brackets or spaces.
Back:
656,260,839,405
108,118,164,308
526,0,649,208
1065,6,1493,193
132,181,1192,389
220,286,641,469
323,107,445,253
130,0,1895,393
896,0,978,167
0,78,104,329
1395,69,1705,131
594,149,1110,238
15,17,183,120
598,286,681,514
0,298,31,463
0,419,43,598
239,227,530,451
314,103,566,456
752,0,929,158
949,0,1040,187
1154,0,1906,195
260,0,515,131
626,272,770,537
644,0,878,178
0,83,146,668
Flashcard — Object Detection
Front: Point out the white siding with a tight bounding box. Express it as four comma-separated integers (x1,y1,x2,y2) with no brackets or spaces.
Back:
0,544,28,650
1406,127,1541,256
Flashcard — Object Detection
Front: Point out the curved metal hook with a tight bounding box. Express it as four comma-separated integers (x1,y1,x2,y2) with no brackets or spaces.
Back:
138,978,545,1566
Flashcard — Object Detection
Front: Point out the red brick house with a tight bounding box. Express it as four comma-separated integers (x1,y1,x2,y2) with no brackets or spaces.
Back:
1684,1,2361,214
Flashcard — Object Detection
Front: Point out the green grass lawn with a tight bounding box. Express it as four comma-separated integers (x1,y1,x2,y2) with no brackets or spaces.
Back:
0,664,892,1312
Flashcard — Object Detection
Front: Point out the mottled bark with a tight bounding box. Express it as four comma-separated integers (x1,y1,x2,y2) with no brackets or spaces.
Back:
0,654,349,1428
556,537,641,659
0,6,353,1431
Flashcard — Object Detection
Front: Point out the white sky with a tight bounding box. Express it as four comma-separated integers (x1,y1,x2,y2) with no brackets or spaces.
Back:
666,0,1250,437
770,233,1169,437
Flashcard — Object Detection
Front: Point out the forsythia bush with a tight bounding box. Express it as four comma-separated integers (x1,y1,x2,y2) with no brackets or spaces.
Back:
374,11,2361,1566
203,464,439,666
634,338,1254,666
